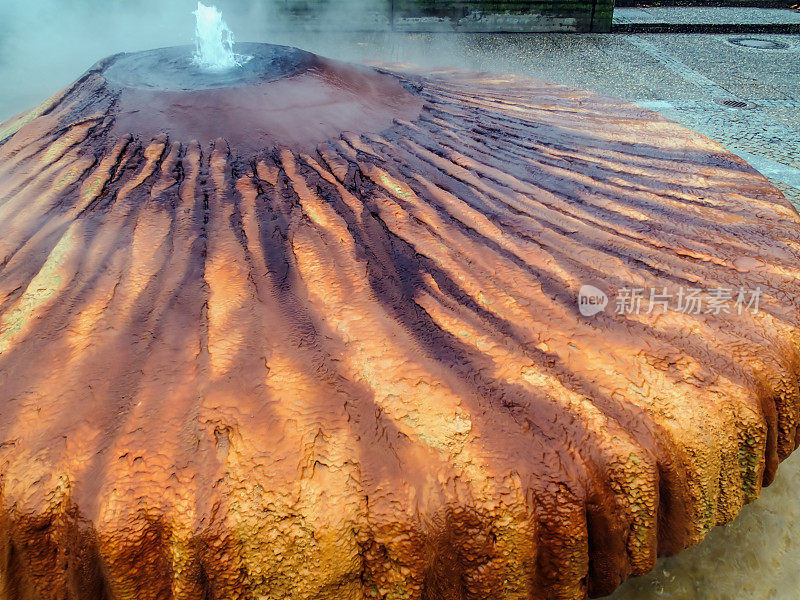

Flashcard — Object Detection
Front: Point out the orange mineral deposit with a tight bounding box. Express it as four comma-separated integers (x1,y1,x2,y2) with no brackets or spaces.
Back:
0,43,798,600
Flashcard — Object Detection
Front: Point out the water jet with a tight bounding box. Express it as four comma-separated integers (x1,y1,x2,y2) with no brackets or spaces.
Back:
193,1,251,71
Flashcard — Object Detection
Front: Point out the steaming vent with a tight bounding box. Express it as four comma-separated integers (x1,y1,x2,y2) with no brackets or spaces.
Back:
192,2,251,71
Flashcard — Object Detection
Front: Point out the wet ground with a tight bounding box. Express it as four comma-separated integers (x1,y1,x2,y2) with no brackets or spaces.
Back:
1,22,799,600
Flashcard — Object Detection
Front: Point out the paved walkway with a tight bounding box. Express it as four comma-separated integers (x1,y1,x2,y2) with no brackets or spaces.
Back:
614,7,800,26
619,34,800,207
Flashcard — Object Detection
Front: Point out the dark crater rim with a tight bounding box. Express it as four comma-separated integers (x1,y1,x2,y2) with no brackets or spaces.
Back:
102,43,317,92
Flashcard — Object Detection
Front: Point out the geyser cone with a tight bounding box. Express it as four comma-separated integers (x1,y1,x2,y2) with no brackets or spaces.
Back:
1,43,799,600
28,43,424,156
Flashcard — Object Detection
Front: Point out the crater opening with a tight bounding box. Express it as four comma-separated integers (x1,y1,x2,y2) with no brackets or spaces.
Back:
102,43,315,92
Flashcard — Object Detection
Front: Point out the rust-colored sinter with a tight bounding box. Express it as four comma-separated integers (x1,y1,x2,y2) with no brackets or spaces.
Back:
0,46,799,600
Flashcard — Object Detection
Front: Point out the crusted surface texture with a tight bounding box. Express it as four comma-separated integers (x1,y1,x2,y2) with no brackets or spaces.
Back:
0,52,799,600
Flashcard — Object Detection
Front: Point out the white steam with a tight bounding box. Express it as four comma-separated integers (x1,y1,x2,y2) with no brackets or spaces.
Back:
193,2,250,71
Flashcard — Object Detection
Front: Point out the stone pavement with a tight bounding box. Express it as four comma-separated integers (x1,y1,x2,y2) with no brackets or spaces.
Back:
614,6,800,26
620,34,800,208
613,6,800,32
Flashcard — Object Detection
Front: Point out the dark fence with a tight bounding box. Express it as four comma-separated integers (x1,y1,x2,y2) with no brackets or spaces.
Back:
270,0,614,32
